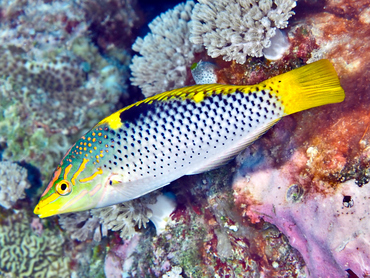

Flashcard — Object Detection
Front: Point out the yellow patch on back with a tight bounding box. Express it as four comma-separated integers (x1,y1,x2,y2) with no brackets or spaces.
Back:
193,92,205,102
98,111,123,130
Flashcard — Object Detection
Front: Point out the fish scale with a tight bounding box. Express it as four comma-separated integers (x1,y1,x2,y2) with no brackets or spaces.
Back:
34,60,345,218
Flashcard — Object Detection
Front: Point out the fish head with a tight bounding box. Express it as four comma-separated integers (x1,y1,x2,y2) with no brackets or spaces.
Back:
34,139,110,218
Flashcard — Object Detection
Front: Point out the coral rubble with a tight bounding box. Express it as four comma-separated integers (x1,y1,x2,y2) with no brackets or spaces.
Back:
126,168,306,277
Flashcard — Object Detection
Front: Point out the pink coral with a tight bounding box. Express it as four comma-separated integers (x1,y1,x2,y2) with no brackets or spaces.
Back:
233,149,370,277
30,217,44,237
104,235,140,277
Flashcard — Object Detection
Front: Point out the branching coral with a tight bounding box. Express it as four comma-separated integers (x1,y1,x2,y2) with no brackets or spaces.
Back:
130,1,203,97
0,161,31,209
92,199,153,239
59,193,159,241
58,211,105,242
190,0,296,63
0,213,71,278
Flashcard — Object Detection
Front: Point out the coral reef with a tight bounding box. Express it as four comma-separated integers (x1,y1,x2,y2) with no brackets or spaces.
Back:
234,152,370,277
104,235,140,277
229,1,370,277
91,199,152,239
130,1,203,97
1,0,370,277
0,0,86,56
58,211,104,242
0,213,71,278
81,0,142,51
0,161,31,209
126,168,306,277
190,0,296,63
0,0,132,179
59,192,160,241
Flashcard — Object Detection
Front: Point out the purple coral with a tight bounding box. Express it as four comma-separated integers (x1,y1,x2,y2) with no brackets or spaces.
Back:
233,148,370,277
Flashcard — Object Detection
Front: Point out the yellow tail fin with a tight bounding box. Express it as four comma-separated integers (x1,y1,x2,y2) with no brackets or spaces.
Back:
260,59,345,115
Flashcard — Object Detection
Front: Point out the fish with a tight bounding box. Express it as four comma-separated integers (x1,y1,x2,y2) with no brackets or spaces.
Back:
34,59,345,218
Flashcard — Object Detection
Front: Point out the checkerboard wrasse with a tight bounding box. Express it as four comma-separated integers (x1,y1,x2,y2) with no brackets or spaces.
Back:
34,59,345,218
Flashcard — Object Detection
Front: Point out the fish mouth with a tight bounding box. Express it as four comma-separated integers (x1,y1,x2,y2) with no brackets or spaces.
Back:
33,204,59,218
33,192,61,218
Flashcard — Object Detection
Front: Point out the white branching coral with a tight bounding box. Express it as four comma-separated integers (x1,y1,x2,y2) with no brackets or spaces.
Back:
130,1,203,97
0,161,31,209
59,193,158,241
91,199,153,239
190,0,296,64
58,192,177,241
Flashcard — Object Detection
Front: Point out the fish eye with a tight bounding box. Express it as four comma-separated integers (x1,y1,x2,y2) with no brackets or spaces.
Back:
55,180,72,196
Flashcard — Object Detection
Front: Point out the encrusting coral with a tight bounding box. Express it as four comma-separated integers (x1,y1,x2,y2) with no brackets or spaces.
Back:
190,0,296,64
130,1,203,97
0,213,71,278
80,0,141,51
0,161,31,209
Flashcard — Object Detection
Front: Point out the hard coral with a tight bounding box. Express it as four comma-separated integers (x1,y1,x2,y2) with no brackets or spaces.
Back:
0,213,71,278
0,161,31,209
130,1,203,97
233,150,370,277
0,0,131,179
81,0,142,51
190,0,296,63
0,0,86,56
0,47,85,93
